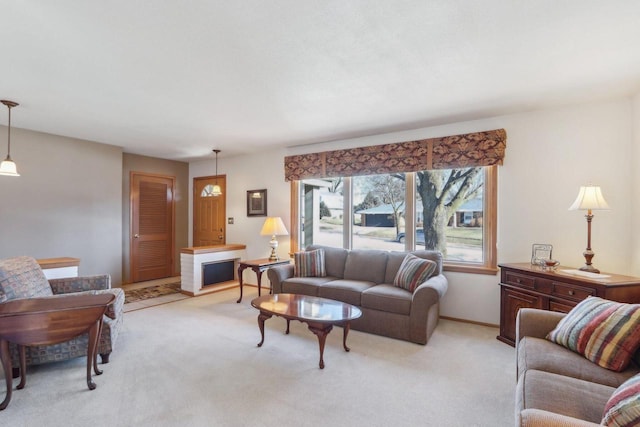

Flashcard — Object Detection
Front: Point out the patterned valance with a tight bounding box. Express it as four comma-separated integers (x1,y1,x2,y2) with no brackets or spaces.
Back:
284,128,506,181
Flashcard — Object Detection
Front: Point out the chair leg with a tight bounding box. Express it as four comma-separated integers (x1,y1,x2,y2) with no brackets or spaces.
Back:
12,367,20,379
99,353,110,364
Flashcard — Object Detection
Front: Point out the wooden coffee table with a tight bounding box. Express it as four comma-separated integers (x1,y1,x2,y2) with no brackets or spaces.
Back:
0,293,115,410
251,293,362,369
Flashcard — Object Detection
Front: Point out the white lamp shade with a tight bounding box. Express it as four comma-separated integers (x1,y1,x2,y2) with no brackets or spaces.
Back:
569,186,610,211
260,217,289,236
0,158,19,176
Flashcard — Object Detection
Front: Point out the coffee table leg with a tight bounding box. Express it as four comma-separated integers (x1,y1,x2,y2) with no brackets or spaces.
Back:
0,339,13,410
342,322,352,352
257,312,272,347
308,324,333,369
93,318,105,376
285,319,290,334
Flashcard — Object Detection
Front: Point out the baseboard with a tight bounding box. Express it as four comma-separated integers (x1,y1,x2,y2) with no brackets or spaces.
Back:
440,315,498,328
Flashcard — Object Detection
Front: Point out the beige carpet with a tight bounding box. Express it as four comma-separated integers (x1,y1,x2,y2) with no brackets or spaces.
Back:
0,287,515,426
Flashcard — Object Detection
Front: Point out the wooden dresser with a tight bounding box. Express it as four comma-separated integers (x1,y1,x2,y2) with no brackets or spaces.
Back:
498,263,640,346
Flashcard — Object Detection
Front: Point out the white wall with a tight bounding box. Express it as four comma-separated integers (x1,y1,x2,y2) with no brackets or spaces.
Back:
632,92,640,277
0,127,123,284
194,98,638,325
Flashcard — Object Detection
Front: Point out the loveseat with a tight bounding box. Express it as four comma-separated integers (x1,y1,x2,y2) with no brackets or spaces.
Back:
515,307,640,426
0,256,124,372
266,245,448,344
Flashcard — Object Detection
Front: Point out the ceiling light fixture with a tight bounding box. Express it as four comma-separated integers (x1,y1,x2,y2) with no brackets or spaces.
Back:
212,149,222,197
0,100,20,177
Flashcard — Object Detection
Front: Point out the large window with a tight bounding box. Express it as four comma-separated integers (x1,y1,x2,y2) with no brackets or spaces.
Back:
292,166,497,274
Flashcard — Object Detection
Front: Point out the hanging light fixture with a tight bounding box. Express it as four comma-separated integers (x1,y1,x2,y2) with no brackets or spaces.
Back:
0,100,20,176
211,149,222,196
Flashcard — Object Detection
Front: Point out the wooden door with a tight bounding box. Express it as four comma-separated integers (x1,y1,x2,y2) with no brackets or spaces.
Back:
193,175,226,246
130,173,175,282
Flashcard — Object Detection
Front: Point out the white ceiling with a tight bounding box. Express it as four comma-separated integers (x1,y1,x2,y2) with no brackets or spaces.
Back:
1,1,639,162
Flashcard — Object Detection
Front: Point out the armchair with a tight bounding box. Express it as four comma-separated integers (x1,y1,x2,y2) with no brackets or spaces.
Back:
0,256,124,372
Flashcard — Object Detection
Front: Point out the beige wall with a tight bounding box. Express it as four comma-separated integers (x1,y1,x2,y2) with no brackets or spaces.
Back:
122,153,189,283
190,96,639,325
632,92,640,276
0,127,123,284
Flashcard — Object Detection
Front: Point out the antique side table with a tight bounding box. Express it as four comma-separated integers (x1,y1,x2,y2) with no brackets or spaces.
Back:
236,258,290,303
0,293,115,410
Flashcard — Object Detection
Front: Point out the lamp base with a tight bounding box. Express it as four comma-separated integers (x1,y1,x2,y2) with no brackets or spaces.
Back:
579,264,600,274
268,236,279,261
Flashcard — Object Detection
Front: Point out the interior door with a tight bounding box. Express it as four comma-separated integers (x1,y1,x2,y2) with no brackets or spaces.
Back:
193,175,226,246
130,172,175,282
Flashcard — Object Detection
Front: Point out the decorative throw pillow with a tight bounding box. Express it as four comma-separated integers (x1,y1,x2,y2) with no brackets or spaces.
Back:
393,254,437,292
294,249,326,278
601,373,640,426
547,296,640,372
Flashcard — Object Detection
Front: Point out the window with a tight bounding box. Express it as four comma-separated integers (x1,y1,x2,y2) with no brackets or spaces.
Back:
292,166,497,274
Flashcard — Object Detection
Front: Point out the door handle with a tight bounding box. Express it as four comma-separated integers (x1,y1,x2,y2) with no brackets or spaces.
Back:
134,234,139,238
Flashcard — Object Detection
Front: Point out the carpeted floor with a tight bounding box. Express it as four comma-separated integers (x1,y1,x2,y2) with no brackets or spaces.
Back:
0,287,516,426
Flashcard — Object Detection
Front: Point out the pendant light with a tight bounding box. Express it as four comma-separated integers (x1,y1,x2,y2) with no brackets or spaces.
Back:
212,149,222,196
0,100,20,176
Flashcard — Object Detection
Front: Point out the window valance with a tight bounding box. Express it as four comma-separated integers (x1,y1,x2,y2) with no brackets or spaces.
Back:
284,128,506,181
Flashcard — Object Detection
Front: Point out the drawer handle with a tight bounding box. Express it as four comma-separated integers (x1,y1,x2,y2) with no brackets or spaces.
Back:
516,279,521,283
568,290,575,296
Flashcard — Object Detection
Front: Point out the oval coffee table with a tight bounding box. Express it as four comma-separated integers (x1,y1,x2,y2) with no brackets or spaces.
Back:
251,293,362,369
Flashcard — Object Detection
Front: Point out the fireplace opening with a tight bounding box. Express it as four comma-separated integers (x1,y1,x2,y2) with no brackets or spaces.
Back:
202,260,235,287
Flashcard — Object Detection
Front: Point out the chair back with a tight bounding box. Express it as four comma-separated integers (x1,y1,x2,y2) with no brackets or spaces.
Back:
0,256,53,302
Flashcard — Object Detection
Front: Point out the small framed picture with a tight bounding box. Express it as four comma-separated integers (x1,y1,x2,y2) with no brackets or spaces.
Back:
247,189,267,217
531,244,553,265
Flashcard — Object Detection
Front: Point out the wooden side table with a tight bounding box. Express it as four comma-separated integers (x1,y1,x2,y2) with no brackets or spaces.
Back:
0,293,115,410
236,258,290,303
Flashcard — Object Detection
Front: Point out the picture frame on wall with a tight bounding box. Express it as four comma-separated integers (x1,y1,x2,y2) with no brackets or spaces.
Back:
247,189,267,217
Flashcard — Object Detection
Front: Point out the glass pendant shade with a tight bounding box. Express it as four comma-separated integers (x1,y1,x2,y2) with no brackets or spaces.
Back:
1,100,19,177
211,184,222,196
0,156,19,176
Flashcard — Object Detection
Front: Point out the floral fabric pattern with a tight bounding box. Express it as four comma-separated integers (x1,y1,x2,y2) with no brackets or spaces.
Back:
284,128,506,181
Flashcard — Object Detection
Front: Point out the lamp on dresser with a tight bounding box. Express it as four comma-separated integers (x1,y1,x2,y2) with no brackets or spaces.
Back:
569,185,610,274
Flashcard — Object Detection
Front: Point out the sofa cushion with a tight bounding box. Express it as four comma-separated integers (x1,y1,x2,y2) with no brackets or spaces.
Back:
516,369,614,425
0,256,53,302
518,336,639,388
318,279,375,306
361,284,412,315
343,250,388,283
393,254,437,292
307,245,348,279
294,249,326,277
601,373,640,426
282,276,337,297
547,297,640,372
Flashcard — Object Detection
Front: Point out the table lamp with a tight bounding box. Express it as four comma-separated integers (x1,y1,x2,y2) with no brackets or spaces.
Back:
568,185,610,273
260,217,289,261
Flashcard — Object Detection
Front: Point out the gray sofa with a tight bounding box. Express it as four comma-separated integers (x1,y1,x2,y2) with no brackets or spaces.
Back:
266,245,448,345
515,308,640,426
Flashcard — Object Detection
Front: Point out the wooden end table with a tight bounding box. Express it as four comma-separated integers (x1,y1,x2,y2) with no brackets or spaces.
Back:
236,258,290,303
0,293,115,410
251,293,362,369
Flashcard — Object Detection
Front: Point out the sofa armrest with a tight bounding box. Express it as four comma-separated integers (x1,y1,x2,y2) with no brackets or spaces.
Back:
515,308,565,345
49,274,111,294
519,409,600,427
267,264,295,294
412,274,448,305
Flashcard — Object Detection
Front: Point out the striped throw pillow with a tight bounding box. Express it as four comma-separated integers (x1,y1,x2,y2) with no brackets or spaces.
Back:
294,249,326,278
547,296,640,372
602,373,640,426
393,254,437,292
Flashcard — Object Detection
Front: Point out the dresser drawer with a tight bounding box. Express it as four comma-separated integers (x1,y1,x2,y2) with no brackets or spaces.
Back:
504,271,535,289
551,281,595,302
